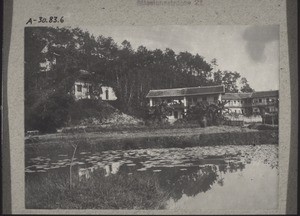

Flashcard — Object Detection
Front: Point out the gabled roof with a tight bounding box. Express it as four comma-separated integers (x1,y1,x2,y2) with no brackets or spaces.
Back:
222,90,279,100
251,90,279,98
79,69,91,75
76,70,95,82
146,85,225,98
222,93,252,100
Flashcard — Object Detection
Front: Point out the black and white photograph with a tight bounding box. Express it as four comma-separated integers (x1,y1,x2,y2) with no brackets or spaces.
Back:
24,25,280,210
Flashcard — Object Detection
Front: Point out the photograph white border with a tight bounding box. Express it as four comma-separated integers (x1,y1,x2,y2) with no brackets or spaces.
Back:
5,0,293,214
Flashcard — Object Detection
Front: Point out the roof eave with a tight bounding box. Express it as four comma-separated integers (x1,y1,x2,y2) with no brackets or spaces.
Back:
146,91,224,98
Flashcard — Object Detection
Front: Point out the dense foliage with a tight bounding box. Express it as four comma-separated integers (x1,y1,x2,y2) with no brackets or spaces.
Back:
68,99,117,125
25,27,253,132
25,91,74,133
240,77,254,93
186,101,227,126
145,102,174,124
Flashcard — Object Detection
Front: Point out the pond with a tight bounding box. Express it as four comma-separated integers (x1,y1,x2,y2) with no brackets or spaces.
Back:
25,144,278,210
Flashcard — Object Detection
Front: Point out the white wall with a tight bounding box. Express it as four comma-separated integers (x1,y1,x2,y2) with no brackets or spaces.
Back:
225,114,262,123
100,86,117,101
187,94,221,106
74,81,91,100
73,82,117,101
224,99,243,107
252,96,278,106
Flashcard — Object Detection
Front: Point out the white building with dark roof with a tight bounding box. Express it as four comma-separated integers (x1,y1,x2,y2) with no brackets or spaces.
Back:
222,90,279,115
72,70,117,101
73,81,117,101
251,90,279,114
146,85,279,122
146,85,225,123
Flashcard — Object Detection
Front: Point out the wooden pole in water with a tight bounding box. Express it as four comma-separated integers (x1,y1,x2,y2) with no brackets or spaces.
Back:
69,128,89,189
69,143,78,189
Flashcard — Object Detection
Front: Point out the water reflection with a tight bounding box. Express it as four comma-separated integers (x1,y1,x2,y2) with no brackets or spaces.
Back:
104,162,121,176
167,162,278,210
26,144,278,210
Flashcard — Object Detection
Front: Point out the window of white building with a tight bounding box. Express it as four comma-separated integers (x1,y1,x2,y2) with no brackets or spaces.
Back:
77,85,82,92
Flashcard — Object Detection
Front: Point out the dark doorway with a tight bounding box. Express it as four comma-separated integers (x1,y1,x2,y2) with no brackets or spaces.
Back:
105,89,109,100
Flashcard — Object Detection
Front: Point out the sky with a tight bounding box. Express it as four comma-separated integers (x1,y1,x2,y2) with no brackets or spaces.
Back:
84,25,279,91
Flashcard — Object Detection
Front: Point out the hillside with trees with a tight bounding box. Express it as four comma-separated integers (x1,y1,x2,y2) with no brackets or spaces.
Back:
25,27,254,132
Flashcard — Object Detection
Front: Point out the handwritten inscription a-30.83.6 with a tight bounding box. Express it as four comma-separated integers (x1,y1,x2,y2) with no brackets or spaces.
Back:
26,16,64,25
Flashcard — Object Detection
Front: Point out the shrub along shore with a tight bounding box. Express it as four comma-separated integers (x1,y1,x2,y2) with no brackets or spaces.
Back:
85,130,278,151
25,126,278,159
26,169,169,209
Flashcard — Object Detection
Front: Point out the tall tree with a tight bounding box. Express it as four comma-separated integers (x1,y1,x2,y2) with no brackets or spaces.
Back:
212,70,241,93
25,26,248,130
221,71,241,93
240,77,254,92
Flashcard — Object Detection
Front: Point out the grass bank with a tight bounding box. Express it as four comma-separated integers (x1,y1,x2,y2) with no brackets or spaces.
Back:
25,126,278,160
25,170,169,209
89,130,278,151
